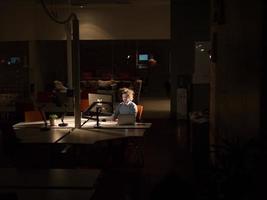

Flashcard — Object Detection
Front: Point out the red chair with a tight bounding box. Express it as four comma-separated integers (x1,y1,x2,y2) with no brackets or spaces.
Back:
24,110,43,122
136,105,143,122
80,99,89,112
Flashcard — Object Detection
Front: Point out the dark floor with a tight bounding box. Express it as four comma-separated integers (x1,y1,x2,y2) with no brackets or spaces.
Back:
91,97,196,200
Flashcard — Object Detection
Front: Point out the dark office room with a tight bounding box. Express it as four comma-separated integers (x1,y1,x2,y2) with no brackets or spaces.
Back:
0,0,266,199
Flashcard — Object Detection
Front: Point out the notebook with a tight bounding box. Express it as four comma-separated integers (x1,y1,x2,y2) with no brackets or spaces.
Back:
117,114,136,125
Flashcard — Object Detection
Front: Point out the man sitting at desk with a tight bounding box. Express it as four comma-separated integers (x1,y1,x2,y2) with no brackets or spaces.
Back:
113,88,137,121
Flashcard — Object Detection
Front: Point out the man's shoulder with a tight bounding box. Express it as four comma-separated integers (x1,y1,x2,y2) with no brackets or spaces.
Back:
129,101,137,107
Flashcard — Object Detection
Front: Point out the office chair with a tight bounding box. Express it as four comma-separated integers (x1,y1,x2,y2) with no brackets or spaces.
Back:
80,99,89,112
136,105,144,122
24,110,43,122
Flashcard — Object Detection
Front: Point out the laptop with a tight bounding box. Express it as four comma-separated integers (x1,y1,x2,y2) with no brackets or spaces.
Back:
117,114,136,125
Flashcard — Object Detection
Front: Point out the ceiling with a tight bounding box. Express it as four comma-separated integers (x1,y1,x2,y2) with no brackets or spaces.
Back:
0,0,170,6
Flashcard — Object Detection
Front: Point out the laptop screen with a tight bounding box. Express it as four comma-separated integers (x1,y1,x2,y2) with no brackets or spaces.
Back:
118,114,136,125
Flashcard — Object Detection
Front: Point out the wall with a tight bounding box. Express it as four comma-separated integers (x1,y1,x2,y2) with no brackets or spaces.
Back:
210,0,262,139
171,1,210,118
0,1,170,94
0,3,170,41
191,41,210,111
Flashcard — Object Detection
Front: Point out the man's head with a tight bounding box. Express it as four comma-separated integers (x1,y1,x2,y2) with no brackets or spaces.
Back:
121,88,134,103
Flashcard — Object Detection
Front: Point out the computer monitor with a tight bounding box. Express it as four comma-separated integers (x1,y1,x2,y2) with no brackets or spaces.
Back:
138,54,149,61
82,101,113,118
88,93,113,107
81,101,113,127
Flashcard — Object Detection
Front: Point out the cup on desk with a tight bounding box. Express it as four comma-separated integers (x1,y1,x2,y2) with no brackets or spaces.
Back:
50,119,55,126
49,114,58,126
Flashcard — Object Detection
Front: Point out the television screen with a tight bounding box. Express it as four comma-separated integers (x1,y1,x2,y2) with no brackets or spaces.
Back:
138,54,149,61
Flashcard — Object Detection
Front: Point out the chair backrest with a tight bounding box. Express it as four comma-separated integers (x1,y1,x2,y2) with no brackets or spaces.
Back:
80,99,89,112
24,111,43,122
136,105,144,122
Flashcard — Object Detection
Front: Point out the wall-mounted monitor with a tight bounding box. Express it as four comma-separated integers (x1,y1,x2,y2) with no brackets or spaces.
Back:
9,57,21,65
138,54,149,62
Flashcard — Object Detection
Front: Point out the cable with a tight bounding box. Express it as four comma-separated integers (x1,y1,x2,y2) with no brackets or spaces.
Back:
40,0,77,24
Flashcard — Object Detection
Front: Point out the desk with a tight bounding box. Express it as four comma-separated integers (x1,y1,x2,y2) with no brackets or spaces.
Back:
12,117,151,167
13,117,151,144
0,168,100,200
58,128,146,145
65,116,151,129
15,128,71,144
13,116,152,130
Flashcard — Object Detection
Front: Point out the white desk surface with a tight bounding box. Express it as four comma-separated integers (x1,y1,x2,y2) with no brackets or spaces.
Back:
13,116,151,144
13,116,152,129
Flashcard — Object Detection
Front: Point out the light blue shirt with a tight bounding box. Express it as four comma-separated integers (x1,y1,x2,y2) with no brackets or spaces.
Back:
113,101,137,119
